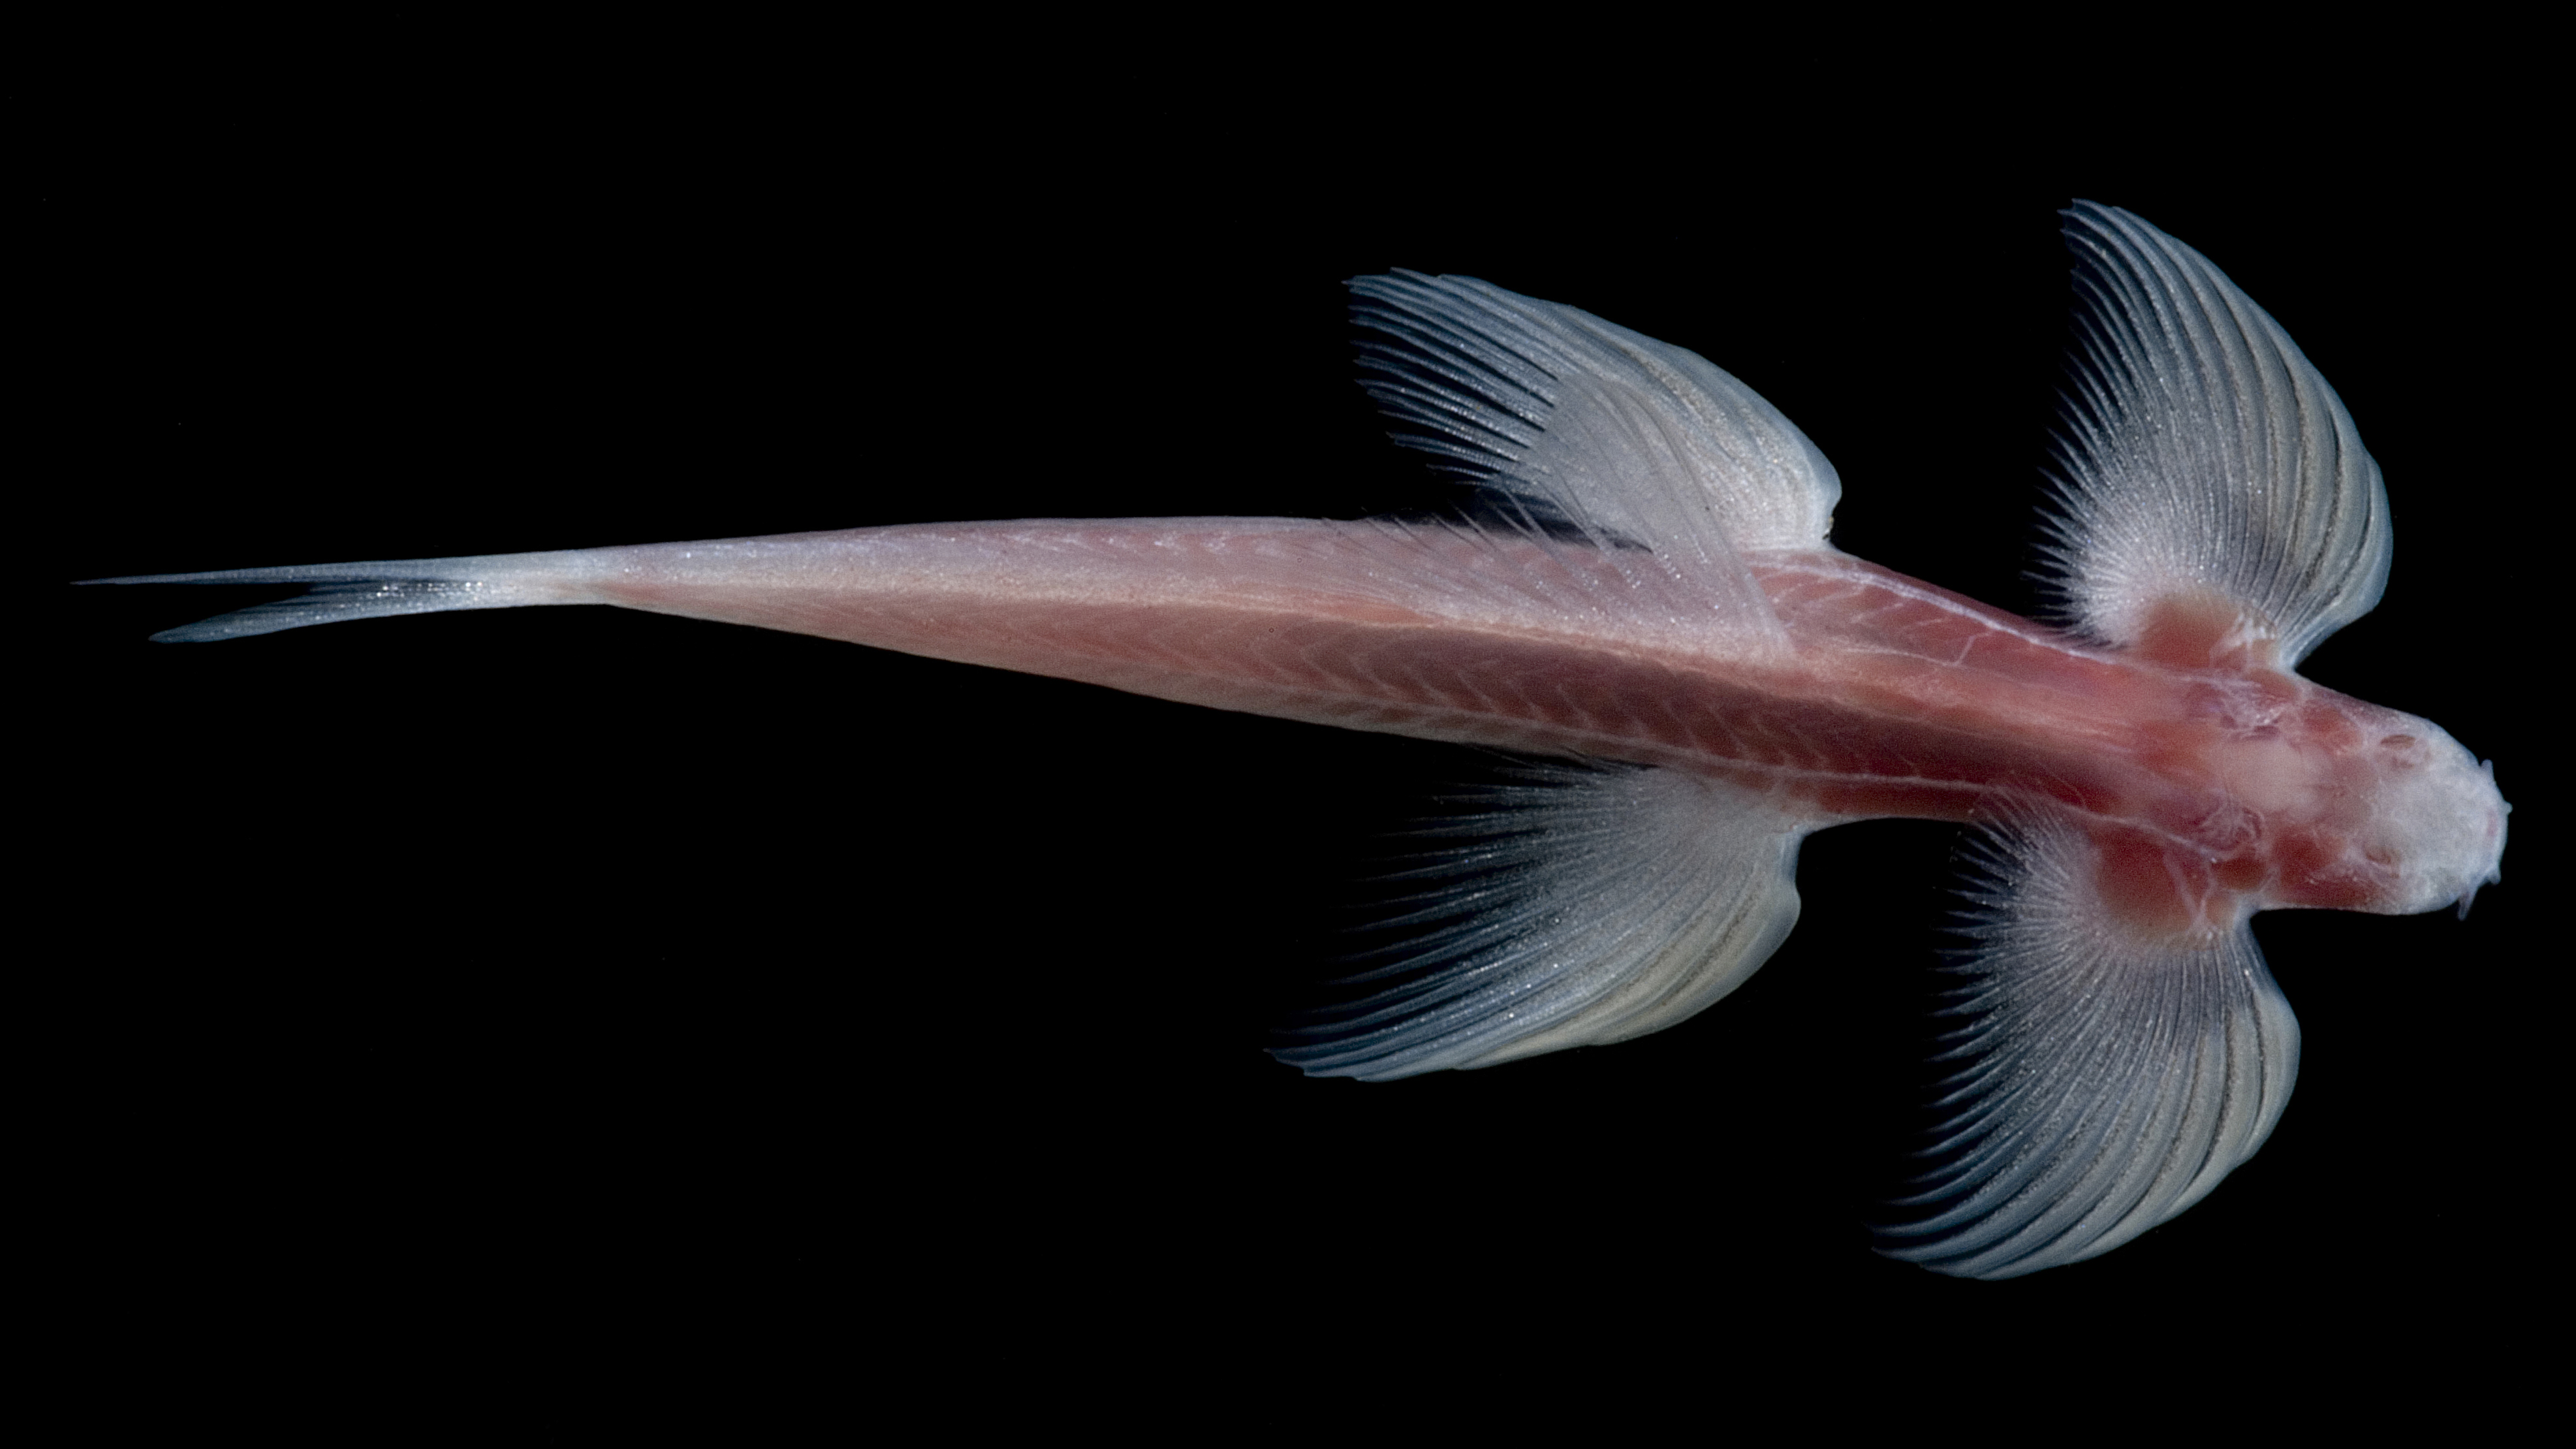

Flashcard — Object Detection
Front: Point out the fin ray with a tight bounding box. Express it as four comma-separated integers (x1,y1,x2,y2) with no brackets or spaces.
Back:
1275,761,1810,1081
1349,272,1842,645
83,552,597,641
2041,202,2391,665
1875,816,2300,1279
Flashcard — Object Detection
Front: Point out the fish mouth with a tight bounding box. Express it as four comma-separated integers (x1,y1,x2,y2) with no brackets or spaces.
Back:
2452,773,2509,920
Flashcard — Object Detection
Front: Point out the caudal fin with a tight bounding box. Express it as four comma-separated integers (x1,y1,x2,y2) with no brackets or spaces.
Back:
82,550,601,642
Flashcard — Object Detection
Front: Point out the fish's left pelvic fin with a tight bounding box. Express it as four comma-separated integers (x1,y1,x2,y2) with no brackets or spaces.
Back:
1274,762,1812,1081
1874,817,2300,1279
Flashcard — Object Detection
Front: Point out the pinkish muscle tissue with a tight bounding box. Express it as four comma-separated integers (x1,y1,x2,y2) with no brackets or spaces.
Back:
104,205,2504,1278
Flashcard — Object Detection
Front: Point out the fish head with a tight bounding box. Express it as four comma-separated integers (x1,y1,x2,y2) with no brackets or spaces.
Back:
2226,690,2507,920
2352,715,2509,917
2265,707,2513,919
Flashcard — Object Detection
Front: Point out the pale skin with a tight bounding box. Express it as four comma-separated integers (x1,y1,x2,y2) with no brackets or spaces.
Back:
99,206,2510,1277
566,519,2501,939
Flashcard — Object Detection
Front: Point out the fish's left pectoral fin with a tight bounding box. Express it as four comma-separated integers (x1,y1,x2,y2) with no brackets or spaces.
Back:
1272,763,1811,1081
1874,818,2300,1279
2041,203,2391,669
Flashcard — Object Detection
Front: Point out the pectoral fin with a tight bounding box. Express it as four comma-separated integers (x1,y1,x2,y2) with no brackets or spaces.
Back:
2043,202,2391,667
1874,818,2300,1279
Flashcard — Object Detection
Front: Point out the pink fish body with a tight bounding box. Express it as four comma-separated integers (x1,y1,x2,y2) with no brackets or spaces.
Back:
105,205,2506,1277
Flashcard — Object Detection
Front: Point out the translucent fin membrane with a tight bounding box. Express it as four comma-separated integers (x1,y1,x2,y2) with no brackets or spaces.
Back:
2041,202,2391,665
85,552,599,641
1276,761,1810,1080
1349,272,1844,646
1875,816,2299,1279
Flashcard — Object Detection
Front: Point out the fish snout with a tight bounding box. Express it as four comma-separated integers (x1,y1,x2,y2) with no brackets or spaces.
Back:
2364,722,2509,917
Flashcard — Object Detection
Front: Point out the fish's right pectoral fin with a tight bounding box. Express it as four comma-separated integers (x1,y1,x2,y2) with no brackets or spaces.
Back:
1272,761,1812,1081
2042,202,2391,669
1874,816,2301,1279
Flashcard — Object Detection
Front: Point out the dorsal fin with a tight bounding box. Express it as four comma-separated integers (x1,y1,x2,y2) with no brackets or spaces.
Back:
2042,203,2392,667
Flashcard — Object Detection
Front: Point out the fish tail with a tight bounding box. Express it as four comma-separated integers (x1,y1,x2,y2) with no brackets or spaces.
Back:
80,550,601,642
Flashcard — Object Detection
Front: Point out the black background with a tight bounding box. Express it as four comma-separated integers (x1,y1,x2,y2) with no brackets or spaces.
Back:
36,58,2548,1394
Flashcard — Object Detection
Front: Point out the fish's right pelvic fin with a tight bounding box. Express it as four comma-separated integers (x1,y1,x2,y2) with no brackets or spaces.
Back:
2041,202,2392,668
1874,815,2300,1279
1347,272,1843,655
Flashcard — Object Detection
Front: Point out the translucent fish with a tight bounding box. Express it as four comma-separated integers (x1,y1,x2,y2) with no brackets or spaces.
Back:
93,204,2507,1278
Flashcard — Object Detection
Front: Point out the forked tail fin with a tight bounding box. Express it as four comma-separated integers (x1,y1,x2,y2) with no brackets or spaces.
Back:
83,550,603,642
